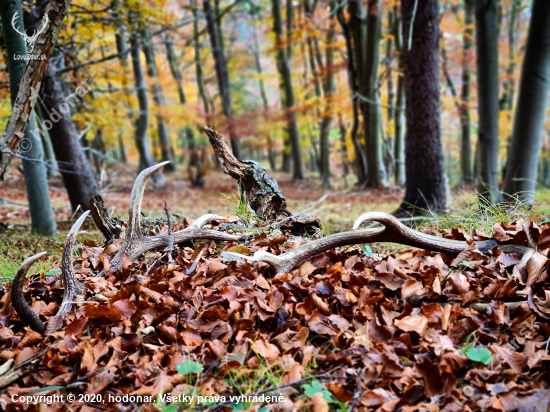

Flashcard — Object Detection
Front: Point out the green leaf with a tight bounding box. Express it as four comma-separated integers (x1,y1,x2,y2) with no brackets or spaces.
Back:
177,359,204,375
465,347,493,365
230,403,245,411
303,379,334,402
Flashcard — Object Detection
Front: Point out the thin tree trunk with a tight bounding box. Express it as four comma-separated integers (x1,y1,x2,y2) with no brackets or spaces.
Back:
203,0,241,159
460,0,474,186
118,134,127,164
393,5,405,186
112,0,128,67
192,0,210,118
141,28,175,173
503,0,550,203
1,1,56,235
164,35,186,105
272,0,305,179
337,0,367,184
319,0,336,188
130,33,164,186
250,6,276,172
362,0,386,187
40,63,100,211
399,0,446,213
475,0,502,203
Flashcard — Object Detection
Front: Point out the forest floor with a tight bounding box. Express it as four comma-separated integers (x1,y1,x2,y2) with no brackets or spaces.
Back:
2,165,550,411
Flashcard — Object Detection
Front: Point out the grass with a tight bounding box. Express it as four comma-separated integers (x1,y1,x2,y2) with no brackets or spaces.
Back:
421,191,550,235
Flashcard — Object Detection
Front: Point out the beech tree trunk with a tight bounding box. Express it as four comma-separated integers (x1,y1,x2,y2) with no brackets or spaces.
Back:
129,32,164,186
393,5,405,186
399,0,447,213
272,0,305,180
40,62,100,211
475,0,502,203
460,0,475,186
503,0,550,203
1,1,56,235
203,0,241,159
141,28,175,172
319,0,337,188
337,0,367,184
250,5,276,172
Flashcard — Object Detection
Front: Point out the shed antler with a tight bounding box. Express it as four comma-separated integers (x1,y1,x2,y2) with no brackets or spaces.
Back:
108,162,239,269
11,212,89,334
223,212,532,273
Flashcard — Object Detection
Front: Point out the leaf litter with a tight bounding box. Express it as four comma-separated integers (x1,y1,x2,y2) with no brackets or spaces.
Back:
1,218,550,411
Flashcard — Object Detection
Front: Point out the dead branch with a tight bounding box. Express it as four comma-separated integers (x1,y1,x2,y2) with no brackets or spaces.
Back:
0,0,68,179
204,127,322,235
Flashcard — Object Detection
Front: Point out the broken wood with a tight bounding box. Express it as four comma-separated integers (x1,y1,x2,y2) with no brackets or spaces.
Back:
89,195,121,246
204,126,322,235
0,0,68,179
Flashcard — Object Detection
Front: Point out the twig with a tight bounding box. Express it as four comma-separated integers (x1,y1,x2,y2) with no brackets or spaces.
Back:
186,250,204,275
146,253,167,275
408,0,420,51
163,201,174,262
349,367,364,412
210,366,344,410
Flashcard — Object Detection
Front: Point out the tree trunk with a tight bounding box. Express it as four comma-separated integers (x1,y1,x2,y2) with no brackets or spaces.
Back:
337,0,367,184
503,0,550,203
40,63,100,211
460,0,475,186
319,0,336,188
250,6,276,172
399,0,446,213
393,5,405,186
1,1,56,235
191,0,210,118
203,0,241,159
475,0,502,203
141,28,175,173
129,33,164,186
164,36,186,105
272,0,305,179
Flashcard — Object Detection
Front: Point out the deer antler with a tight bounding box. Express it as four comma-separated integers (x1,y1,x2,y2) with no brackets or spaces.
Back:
11,212,89,334
11,11,26,38
108,162,239,269
222,212,532,273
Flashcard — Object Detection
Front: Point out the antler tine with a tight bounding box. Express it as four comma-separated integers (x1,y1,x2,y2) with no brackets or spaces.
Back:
55,211,90,320
108,163,239,269
189,214,227,229
127,161,170,240
11,252,48,333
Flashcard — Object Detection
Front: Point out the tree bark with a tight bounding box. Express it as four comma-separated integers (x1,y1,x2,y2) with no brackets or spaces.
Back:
399,0,446,213
272,0,305,180
503,0,550,203
337,0,367,184
0,0,56,235
0,0,66,179
203,0,241,159
164,35,186,105
460,0,475,186
319,0,337,188
475,0,502,203
393,5,405,186
40,62,100,211
141,28,175,173
129,33,164,186
250,6,276,172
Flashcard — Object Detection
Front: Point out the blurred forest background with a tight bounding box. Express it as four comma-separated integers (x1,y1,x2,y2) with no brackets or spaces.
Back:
0,0,549,238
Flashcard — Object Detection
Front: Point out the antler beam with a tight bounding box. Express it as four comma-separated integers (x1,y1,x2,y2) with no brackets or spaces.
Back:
11,211,89,334
222,212,532,273
108,162,239,269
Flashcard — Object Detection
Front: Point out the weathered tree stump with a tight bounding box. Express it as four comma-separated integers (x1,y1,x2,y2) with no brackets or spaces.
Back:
89,195,121,246
204,127,321,236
